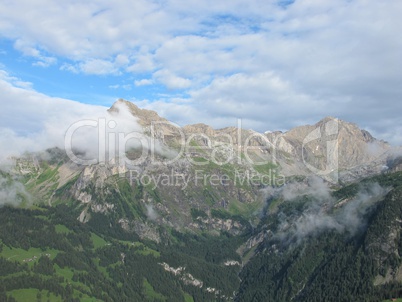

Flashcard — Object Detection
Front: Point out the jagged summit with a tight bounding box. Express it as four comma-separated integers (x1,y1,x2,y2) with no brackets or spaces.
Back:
110,100,385,144
273,116,390,176
109,98,168,126
105,99,391,180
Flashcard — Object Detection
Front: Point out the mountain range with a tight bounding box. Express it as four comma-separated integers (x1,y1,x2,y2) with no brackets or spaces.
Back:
1,99,402,301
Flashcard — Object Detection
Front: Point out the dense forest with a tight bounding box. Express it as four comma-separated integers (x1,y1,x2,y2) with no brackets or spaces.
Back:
0,205,243,301
236,172,402,301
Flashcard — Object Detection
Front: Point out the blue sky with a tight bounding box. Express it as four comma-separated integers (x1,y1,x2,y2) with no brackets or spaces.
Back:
0,0,402,158
0,39,167,105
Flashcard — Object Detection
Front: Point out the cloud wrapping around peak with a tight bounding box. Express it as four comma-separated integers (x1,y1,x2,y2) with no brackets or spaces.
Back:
0,71,146,164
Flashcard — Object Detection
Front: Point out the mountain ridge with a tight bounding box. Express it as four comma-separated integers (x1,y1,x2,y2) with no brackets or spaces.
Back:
108,99,391,180
2,99,402,301
6,99,395,242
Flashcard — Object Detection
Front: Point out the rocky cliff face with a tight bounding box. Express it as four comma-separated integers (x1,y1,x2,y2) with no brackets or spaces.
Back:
280,117,389,169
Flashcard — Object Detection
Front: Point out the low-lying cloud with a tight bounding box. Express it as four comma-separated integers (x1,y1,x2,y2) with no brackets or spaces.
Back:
0,73,162,170
263,176,390,245
0,71,182,173
145,203,158,221
0,174,31,207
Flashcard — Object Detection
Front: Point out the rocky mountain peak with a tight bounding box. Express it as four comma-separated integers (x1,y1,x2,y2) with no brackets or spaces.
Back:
109,99,167,127
278,116,390,176
105,100,392,181
315,117,376,143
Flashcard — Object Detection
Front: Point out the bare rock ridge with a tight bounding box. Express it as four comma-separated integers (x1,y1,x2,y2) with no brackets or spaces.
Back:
111,99,391,179
277,116,389,170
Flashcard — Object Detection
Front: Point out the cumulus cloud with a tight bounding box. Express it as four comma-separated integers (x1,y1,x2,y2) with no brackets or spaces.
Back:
153,69,192,90
0,71,180,172
13,39,57,67
0,71,151,168
0,72,106,161
134,79,153,87
0,0,402,144
79,59,120,75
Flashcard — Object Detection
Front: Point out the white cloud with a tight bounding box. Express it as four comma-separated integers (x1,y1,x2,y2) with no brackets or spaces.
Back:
0,0,402,144
60,63,79,74
109,84,132,90
139,72,323,130
61,56,134,75
126,54,156,73
0,72,107,160
134,79,153,87
79,59,119,75
13,39,57,67
13,39,40,57
0,70,33,89
115,54,129,66
153,69,192,90
0,71,168,172
0,174,31,207
135,98,201,127
264,177,390,244
32,57,57,68
145,204,158,221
